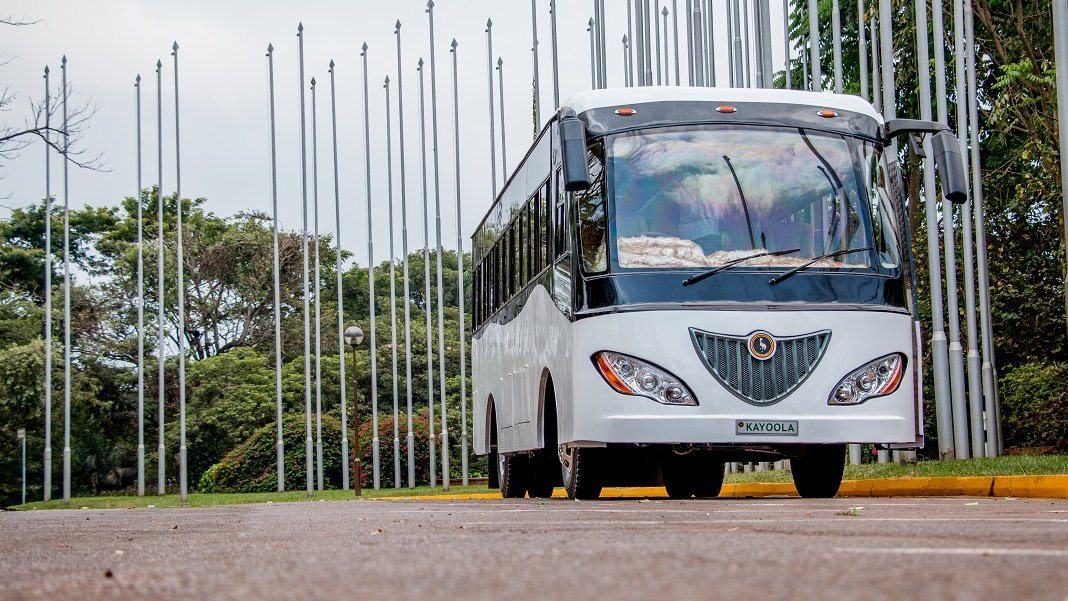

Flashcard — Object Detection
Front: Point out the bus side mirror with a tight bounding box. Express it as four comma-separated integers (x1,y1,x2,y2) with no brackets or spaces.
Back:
560,116,591,192
930,131,968,204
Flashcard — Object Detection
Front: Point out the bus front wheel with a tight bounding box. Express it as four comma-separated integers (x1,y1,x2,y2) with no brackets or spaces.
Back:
559,445,602,500
790,444,847,498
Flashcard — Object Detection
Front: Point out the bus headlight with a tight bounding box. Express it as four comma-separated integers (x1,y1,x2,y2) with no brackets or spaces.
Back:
828,353,905,405
592,351,698,406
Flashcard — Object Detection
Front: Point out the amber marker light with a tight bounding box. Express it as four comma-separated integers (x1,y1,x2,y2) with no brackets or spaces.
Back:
716,105,737,113
615,107,637,116
817,109,838,118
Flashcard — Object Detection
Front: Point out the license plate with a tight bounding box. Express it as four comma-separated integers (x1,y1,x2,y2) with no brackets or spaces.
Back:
736,419,799,436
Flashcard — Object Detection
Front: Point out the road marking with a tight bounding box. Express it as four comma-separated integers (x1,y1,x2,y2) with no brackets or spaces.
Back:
834,547,1068,558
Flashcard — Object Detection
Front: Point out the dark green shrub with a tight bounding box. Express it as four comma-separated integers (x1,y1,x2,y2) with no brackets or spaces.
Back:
999,362,1068,450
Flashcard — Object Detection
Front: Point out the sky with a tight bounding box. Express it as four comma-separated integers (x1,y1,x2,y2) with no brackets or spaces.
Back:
2,0,788,268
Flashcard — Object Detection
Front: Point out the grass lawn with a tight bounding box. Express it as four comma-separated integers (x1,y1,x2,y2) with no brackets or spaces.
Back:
9,485,491,511
723,454,1068,484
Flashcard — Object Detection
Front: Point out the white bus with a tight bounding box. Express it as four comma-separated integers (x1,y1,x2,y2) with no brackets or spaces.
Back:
470,87,967,500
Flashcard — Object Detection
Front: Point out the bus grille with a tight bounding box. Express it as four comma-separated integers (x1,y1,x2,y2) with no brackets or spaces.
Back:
689,329,831,406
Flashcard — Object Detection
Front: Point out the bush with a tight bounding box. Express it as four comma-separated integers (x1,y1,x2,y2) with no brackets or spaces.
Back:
999,362,1068,450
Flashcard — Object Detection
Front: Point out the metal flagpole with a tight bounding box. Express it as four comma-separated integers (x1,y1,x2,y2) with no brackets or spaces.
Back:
869,13,879,111
915,0,953,462
733,0,744,87
312,76,324,491
297,24,314,495
427,1,450,489
135,74,146,497
876,0,895,463
383,76,401,490
328,60,349,489
657,6,666,84
623,35,632,86
783,0,792,89
599,0,608,88
589,19,598,88
742,0,751,87
360,43,381,490
693,2,704,86
498,58,508,179
531,2,541,132
858,0,868,100
634,0,644,85
395,21,416,489
672,0,681,85
706,0,715,86
645,0,655,86
551,0,562,108
450,39,469,486
807,0,820,89
172,42,189,500
43,65,53,502
958,0,985,458
486,21,498,197
655,0,663,85
156,59,166,495
726,1,735,87
757,0,773,87
832,0,843,92
61,55,71,505
686,0,694,85
946,0,970,459
966,0,999,456
418,58,437,487
629,0,638,85
267,44,285,491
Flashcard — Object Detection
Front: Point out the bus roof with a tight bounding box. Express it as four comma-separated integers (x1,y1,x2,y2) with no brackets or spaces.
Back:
562,86,884,124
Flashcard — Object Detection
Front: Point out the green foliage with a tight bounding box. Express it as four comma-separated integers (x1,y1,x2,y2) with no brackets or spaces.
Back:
998,362,1068,450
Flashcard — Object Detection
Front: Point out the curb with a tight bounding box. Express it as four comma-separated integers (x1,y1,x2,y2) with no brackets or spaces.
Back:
369,475,1068,501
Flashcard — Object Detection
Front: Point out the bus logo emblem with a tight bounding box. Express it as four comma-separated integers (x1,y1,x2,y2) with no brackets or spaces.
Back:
748,331,776,360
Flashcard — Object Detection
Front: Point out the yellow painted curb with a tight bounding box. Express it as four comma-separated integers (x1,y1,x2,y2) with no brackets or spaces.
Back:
365,474,1068,501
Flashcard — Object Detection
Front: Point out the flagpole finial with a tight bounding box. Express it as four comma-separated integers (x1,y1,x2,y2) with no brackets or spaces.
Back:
497,57,503,69
156,59,162,70
329,59,335,71
44,65,50,75
486,18,492,29
451,39,458,51
311,77,316,87
385,76,390,86
361,42,368,55
418,57,424,69
395,20,402,32
297,22,304,33
172,41,179,53
662,6,669,15
426,0,434,11
267,43,274,54
136,74,141,85
61,55,67,65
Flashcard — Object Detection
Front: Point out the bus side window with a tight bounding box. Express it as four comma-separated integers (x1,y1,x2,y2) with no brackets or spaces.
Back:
540,184,549,272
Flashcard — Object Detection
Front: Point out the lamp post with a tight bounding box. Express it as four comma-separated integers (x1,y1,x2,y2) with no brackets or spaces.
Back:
17,429,26,505
345,326,364,496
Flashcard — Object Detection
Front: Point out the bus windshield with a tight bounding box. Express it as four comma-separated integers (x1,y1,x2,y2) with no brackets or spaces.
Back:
587,125,899,274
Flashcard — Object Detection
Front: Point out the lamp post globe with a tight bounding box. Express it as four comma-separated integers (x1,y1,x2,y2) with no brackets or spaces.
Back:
345,325,364,348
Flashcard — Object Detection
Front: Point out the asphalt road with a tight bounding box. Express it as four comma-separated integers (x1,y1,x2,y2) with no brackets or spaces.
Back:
2,496,1067,601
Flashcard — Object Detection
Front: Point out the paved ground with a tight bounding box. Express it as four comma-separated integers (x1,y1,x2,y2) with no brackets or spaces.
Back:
2,496,1067,601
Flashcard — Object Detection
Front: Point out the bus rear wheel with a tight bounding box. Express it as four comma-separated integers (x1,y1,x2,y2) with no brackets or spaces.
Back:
560,445,602,500
499,452,530,499
790,444,847,498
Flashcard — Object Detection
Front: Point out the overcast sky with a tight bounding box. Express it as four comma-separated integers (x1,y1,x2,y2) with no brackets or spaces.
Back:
2,0,788,268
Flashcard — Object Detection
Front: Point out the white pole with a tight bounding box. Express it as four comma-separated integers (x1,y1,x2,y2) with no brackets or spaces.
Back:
135,74,146,497
172,42,188,501
417,58,437,487
427,0,450,490
328,60,349,490
551,0,562,109
60,55,71,505
531,2,542,131
807,0,820,89
486,20,498,198
832,0,843,93
42,65,53,502
450,39,469,487
857,0,868,100
784,0,792,89
311,77,324,491
267,44,285,491
360,43,382,490
155,59,166,496
297,24,314,495
395,21,416,489
383,76,401,490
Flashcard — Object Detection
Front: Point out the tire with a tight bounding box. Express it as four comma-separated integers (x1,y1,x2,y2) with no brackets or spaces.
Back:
560,446,603,500
661,454,695,499
692,458,726,499
791,444,847,498
499,452,531,499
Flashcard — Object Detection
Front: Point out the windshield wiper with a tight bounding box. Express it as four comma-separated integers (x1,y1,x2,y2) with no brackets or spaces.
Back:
768,246,872,286
682,248,801,287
